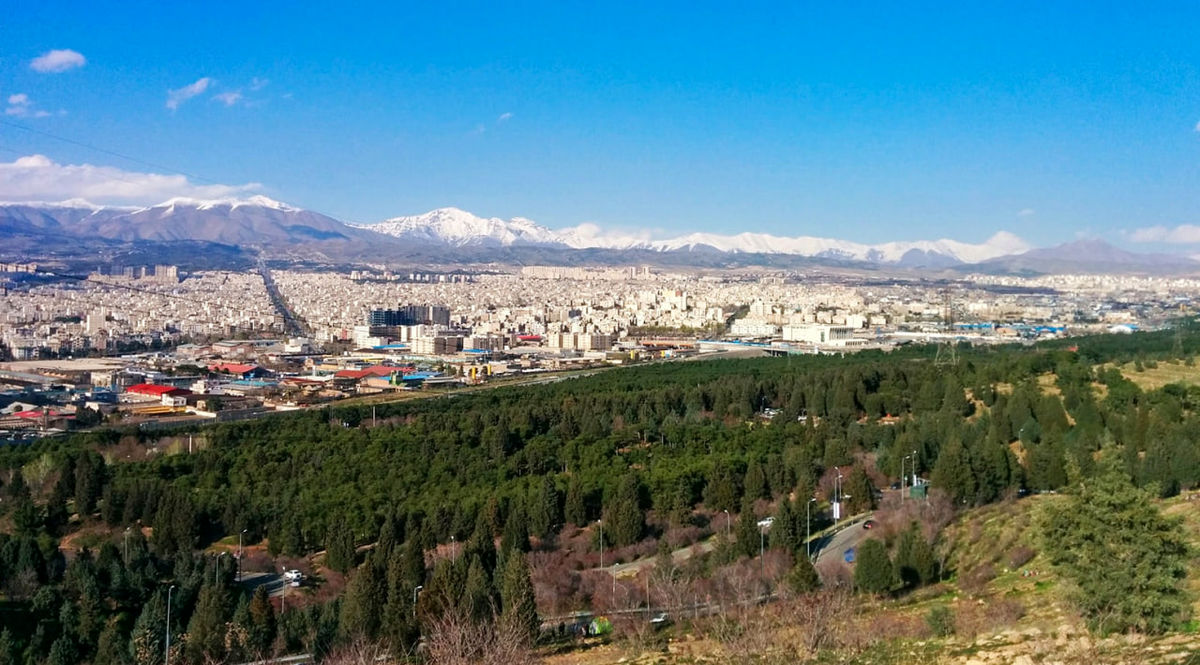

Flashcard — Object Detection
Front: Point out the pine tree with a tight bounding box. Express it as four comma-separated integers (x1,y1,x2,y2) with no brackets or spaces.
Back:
382,551,419,653
770,499,799,553
930,437,975,505
564,476,587,526
843,465,875,514
128,590,166,665
93,620,127,665
608,473,645,547
853,539,894,595
74,450,106,516
246,586,276,657
528,476,561,540
501,503,530,554
463,555,494,621
1041,457,1191,634
786,555,820,594
340,562,385,640
324,521,356,573
185,585,228,663
47,635,76,665
894,522,936,589
0,629,16,665
499,553,539,645
735,499,760,559
743,460,768,501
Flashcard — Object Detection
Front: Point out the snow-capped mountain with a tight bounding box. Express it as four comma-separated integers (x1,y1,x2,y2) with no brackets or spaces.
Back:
0,196,371,247
360,207,1031,265
367,207,562,247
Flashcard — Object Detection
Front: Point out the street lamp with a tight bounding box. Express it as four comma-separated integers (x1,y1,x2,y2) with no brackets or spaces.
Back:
835,468,844,521
806,497,816,560
901,454,911,501
165,584,176,665
723,509,731,540
238,529,247,582
413,585,423,607
124,527,131,563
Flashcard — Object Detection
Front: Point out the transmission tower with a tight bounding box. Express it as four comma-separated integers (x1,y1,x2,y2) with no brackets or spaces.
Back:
934,289,958,367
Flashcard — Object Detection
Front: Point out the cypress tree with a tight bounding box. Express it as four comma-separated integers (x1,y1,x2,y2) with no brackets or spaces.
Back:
246,586,276,657
743,460,768,501
786,555,820,594
463,555,494,620
128,590,166,665
735,499,760,559
608,473,645,547
501,503,530,554
564,476,587,526
185,585,226,662
770,499,799,553
853,539,894,595
499,553,539,645
931,437,975,505
325,522,356,573
340,562,385,640
528,476,561,540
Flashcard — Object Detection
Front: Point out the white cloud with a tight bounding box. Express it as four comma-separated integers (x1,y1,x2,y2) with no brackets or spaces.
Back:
250,77,269,91
214,91,243,107
30,49,86,73
5,93,38,117
166,77,212,110
1017,208,1035,217
1195,119,1200,132
1128,224,1200,244
497,112,513,123
0,154,262,206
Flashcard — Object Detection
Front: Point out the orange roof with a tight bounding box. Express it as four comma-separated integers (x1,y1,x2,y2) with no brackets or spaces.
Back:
209,362,259,374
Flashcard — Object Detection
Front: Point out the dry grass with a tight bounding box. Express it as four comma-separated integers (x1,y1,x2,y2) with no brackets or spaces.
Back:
1115,360,1200,391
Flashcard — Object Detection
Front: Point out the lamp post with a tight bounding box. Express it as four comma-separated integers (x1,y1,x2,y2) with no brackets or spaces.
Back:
413,585,423,608
759,524,765,581
723,509,731,539
165,584,176,665
806,497,816,560
901,454,911,501
238,529,247,582
124,527,131,563
911,450,918,488
835,468,844,521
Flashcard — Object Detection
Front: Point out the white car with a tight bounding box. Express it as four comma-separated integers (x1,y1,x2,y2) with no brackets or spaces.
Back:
283,569,303,583
756,516,775,529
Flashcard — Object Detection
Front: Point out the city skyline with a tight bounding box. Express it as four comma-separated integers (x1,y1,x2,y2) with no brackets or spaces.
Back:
4,3,1200,249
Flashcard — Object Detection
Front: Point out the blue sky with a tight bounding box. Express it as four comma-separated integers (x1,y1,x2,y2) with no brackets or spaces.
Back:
3,2,1200,246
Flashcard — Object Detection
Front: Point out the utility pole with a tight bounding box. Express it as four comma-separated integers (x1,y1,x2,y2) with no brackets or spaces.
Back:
165,584,176,665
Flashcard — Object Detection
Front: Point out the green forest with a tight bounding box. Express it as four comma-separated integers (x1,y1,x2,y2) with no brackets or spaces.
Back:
0,326,1198,664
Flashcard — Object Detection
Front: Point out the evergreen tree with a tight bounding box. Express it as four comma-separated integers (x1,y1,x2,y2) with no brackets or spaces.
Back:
743,460,768,501
339,562,385,640
769,499,799,553
843,465,875,514
47,635,76,665
0,629,15,665
499,553,539,645
128,590,166,665
463,555,494,621
93,620,127,665
786,555,820,594
501,503,530,554
1041,457,1191,634
735,499,761,559
607,473,645,547
382,551,419,653
246,586,276,657
893,522,936,589
74,450,106,516
324,521,356,574
931,437,975,505
528,476,561,540
185,585,228,663
853,539,894,595
564,476,587,526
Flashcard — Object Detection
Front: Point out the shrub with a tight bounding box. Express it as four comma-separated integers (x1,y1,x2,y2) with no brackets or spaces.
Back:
1007,545,1036,569
925,605,955,637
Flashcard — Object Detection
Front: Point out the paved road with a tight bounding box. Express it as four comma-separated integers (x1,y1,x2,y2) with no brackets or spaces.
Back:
811,515,872,564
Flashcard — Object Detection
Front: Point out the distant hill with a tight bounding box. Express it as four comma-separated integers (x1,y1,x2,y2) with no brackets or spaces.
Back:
970,238,1199,275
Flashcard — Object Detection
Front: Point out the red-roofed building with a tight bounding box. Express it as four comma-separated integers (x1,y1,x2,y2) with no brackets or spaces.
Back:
333,365,413,380
124,384,193,405
208,363,271,379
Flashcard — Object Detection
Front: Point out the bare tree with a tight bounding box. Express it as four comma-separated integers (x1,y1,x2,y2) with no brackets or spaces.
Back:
424,605,535,665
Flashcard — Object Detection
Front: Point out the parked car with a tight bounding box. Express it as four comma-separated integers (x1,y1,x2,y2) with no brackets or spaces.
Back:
862,519,877,530
844,547,856,563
